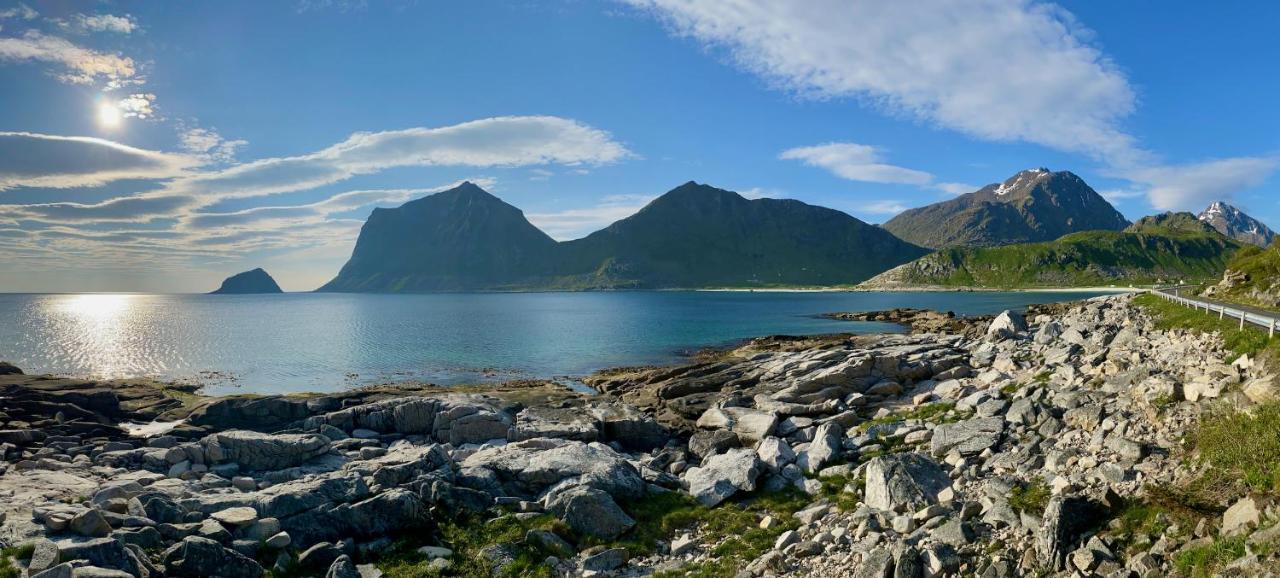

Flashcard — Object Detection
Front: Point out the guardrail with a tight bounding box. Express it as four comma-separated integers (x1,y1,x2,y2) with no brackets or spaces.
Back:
1151,287,1279,337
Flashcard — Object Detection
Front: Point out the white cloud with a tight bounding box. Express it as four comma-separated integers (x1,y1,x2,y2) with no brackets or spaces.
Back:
0,4,37,21
934,182,976,196
1,195,195,223
66,13,135,34
116,93,156,119
529,168,555,181
527,195,654,240
0,30,138,86
861,200,910,215
165,115,632,201
1097,187,1146,203
0,132,199,190
738,187,782,200
1122,157,1280,211
179,126,248,164
780,142,932,185
626,0,1141,165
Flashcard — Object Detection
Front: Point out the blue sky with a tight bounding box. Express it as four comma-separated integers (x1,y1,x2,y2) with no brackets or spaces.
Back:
1,0,1277,292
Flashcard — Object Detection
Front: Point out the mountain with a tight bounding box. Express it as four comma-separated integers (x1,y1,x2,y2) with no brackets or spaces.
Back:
210,268,283,294
881,168,1130,249
1198,201,1276,247
553,182,931,288
862,211,1241,289
318,181,929,292
318,182,558,292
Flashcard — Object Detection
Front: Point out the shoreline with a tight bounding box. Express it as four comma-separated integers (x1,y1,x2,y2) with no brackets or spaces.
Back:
0,293,1267,577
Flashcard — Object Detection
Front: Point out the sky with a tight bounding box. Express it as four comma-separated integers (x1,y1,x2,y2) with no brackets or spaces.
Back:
1,0,1278,293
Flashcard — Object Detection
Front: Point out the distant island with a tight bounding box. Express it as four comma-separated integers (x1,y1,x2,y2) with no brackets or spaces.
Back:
211,268,284,294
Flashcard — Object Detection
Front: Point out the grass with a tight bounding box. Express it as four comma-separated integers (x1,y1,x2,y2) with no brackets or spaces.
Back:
856,402,962,433
1173,535,1248,578
1210,242,1280,311
0,544,33,578
1133,293,1279,362
889,225,1238,289
1008,478,1051,516
1189,401,1280,493
376,514,566,578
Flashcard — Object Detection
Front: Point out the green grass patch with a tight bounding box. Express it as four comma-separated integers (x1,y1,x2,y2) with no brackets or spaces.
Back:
1189,401,1280,493
376,514,566,578
1133,293,1278,361
1008,478,1051,516
1173,535,1247,578
857,402,962,433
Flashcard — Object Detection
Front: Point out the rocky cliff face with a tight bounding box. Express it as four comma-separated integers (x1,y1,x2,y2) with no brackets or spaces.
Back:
210,268,283,294
1199,201,1276,247
882,168,1130,249
319,181,928,291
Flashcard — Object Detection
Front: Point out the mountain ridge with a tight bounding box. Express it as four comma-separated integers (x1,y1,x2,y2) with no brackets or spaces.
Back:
319,181,929,292
211,268,283,294
1198,201,1276,247
882,168,1130,249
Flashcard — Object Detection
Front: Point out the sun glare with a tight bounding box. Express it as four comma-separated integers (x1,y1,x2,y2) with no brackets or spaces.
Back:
97,101,122,128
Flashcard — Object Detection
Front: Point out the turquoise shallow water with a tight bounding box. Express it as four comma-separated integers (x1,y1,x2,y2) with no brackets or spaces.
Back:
0,290,1116,394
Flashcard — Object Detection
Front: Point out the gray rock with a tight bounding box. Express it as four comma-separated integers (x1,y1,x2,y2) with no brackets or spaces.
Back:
57,538,141,578
582,548,628,572
931,417,1004,456
987,310,1027,340
864,453,950,513
544,486,635,540
683,448,762,507
799,422,842,473
28,538,60,574
461,439,645,499
695,407,778,445
1223,496,1263,536
755,437,796,471
70,508,112,538
203,430,331,471
1037,495,1105,570
688,430,740,461
325,555,360,578
163,536,264,578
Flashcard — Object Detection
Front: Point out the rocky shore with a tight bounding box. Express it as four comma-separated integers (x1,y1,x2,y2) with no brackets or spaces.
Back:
1,294,1277,577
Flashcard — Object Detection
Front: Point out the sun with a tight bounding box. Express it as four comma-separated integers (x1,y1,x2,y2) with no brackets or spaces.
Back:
97,101,122,129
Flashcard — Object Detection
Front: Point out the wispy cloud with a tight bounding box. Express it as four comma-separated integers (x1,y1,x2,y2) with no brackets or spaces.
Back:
860,200,909,215
934,182,975,196
0,132,199,190
1121,157,1280,211
0,29,138,86
163,115,633,202
54,13,138,35
780,142,932,185
116,93,156,119
527,194,653,240
179,125,248,164
0,4,37,21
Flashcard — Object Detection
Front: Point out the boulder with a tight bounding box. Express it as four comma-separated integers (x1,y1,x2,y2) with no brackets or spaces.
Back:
544,486,636,540
509,407,599,442
589,403,670,450
930,417,1004,456
1036,495,1106,570
325,555,360,578
0,361,22,375
799,422,842,473
683,448,762,507
57,538,142,578
203,430,331,471
688,430,740,461
163,536,264,577
1223,496,1263,536
461,439,645,499
987,310,1028,340
755,437,796,471
864,453,950,513
695,407,778,445
70,509,112,538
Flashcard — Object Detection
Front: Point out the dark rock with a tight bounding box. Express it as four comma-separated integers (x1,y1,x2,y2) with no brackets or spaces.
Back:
210,268,283,295
545,486,635,540
688,429,740,461
298,542,343,570
163,536,264,578
0,362,22,375
57,538,140,577
864,453,951,513
1036,495,1108,570
325,555,360,578
582,548,628,572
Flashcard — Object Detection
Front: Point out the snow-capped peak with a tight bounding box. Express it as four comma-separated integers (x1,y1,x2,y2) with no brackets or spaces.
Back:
994,167,1052,196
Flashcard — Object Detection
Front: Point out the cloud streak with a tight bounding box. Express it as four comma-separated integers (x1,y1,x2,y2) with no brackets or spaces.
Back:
0,30,138,86
0,132,199,190
780,142,932,185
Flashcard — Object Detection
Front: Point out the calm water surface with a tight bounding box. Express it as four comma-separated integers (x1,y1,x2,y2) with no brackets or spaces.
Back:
0,291,1116,394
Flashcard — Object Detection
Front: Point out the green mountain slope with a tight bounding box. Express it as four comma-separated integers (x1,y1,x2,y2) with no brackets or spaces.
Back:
1204,241,1280,309
882,168,1130,249
318,182,559,292
319,181,929,292
863,212,1241,289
